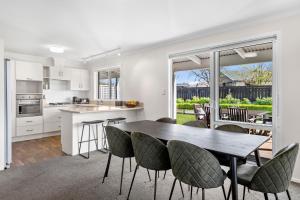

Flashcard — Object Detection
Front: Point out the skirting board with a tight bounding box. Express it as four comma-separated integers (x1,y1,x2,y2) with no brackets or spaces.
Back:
12,132,60,142
292,177,300,184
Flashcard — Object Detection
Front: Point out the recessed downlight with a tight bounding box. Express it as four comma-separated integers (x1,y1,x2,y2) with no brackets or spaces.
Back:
49,45,65,53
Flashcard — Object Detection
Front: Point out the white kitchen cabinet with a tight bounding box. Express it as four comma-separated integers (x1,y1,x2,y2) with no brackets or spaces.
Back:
16,124,43,136
15,61,43,81
17,116,43,126
49,67,71,80
70,69,90,91
43,107,64,132
16,116,43,136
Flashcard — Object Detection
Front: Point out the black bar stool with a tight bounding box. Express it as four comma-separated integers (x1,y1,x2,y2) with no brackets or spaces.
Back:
101,117,126,153
79,120,104,159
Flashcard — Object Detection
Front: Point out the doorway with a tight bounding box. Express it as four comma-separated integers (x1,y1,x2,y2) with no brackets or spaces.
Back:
170,35,277,159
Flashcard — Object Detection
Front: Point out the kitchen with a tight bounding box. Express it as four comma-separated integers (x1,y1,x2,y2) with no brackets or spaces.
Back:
4,53,142,167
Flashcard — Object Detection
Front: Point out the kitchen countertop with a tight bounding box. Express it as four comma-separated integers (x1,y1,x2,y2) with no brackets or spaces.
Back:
59,105,143,113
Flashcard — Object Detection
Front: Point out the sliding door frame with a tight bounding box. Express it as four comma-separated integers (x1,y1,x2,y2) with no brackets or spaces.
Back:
169,33,280,154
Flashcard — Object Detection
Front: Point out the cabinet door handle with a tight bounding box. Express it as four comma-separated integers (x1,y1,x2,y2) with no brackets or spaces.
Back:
26,78,32,80
26,121,33,123
26,129,33,132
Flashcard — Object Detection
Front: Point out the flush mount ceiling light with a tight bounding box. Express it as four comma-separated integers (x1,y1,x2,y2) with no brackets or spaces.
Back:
49,45,65,53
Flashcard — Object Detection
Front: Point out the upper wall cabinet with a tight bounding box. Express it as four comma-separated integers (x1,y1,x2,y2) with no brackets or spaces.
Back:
15,61,43,81
49,67,71,80
70,68,90,91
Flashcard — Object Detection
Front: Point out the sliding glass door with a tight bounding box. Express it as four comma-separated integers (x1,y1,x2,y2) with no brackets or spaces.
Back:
170,35,277,158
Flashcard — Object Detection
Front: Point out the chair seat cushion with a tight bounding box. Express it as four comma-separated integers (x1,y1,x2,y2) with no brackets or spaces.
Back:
107,117,126,122
82,120,104,124
228,164,259,186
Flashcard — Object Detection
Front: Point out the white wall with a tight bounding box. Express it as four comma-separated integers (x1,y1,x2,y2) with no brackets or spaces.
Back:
88,13,300,181
0,39,5,170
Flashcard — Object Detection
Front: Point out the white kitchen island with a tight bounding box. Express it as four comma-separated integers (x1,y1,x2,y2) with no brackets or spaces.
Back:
59,105,143,156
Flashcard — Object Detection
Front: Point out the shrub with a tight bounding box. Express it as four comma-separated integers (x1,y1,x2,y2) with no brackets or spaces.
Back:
177,103,194,110
241,98,251,104
219,94,240,104
177,102,272,111
176,98,185,103
254,97,272,105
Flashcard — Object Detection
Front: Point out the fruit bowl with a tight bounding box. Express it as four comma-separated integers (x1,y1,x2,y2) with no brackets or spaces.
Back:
125,100,139,108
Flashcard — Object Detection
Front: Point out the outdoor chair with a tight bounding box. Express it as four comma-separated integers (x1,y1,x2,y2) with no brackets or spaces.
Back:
227,143,299,200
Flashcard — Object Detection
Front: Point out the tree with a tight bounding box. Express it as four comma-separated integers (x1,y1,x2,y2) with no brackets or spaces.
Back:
245,64,272,85
190,68,210,86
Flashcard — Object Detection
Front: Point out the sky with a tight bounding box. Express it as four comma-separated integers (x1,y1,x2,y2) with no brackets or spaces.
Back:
175,61,272,85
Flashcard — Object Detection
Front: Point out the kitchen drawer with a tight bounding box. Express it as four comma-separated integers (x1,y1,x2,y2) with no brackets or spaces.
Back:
16,124,43,136
17,116,43,127
44,112,62,122
44,121,61,133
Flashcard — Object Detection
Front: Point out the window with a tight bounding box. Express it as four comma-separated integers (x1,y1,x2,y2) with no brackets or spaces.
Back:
97,68,120,99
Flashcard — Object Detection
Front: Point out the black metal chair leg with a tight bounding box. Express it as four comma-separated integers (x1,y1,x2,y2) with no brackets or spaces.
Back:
147,169,152,181
119,158,125,195
163,170,167,179
179,181,184,198
226,184,232,200
87,125,91,159
78,125,85,155
197,188,199,194
102,153,112,183
190,186,193,200
202,188,205,200
222,185,226,200
127,165,138,200
243,186,246,200
287,190,291,200
264,193,269,200
154,171,157,200
129,157,132,172
274,193,279,200
169,178,177,200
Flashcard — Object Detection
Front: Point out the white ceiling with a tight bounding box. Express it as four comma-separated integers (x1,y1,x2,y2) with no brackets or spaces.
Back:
0,0,299,61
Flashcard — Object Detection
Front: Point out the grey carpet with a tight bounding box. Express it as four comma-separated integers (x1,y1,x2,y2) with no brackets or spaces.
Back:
0,152,299,200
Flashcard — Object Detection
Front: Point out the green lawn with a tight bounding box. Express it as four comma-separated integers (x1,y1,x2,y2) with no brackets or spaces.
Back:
176,113,195,124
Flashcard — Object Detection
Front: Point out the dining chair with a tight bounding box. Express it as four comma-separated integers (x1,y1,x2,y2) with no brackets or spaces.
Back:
227,143,299,200
214,124,248,167
167,140,227,200
102,126,135,195
127,132,184,200
156,117,177,124
183,120,207,128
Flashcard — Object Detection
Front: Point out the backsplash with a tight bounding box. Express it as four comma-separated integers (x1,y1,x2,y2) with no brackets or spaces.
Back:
43,90,88,103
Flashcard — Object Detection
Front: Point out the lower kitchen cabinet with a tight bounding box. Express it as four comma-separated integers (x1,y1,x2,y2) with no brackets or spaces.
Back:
44,121,61,133
16,124,43,136
16,116,44,136
43,107,65,133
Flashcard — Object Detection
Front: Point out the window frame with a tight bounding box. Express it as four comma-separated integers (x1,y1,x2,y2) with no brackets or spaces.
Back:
97,68,120,100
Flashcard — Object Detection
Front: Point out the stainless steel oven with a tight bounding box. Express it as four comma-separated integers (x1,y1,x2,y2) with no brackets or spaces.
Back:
16,94,43,118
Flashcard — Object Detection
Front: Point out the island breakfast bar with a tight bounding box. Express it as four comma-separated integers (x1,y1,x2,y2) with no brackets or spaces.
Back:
59,105,143,156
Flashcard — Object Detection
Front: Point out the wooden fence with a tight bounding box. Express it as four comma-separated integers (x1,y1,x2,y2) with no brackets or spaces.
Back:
177,85,272,101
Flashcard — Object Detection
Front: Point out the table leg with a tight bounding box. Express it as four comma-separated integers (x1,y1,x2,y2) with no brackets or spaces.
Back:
254,149,261,166
230,157,238,200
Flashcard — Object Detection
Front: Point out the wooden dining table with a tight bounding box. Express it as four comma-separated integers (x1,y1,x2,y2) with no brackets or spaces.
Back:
113,120,270,200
